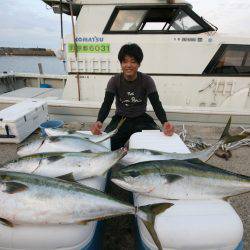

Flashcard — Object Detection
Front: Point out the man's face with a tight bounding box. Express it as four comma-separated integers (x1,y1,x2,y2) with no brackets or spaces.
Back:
121,55,140,80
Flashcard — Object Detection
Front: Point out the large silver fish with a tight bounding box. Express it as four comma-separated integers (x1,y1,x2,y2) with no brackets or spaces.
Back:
45,117,126,143
17,136,109,156
111,159,250,200
120,142,222,165
2,148,127,180
120,116,248,165
0,171,171,250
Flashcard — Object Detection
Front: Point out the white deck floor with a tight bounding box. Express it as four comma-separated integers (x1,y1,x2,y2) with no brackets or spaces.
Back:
0,87,63,100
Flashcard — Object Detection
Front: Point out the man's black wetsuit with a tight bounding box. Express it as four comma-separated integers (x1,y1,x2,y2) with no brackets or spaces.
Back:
97,72,168,150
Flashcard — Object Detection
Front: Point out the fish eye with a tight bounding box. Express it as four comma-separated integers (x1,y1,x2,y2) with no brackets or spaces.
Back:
129,171,140,177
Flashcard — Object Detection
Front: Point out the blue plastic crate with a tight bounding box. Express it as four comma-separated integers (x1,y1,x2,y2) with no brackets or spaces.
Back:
81,222,103,250
39,119,64,136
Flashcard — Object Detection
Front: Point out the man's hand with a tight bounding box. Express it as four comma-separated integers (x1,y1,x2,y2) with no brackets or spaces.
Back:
90,121,103,135
163,122,174,136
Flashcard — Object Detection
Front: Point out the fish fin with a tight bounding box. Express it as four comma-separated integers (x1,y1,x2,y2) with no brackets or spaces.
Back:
219,117,248,144
101,117,127,141
3,182,28,194
47,155,64,163
0,218,14,227
56,173,77,182
116,117,126,130
162,174,183,183
219,116,231,141
139,203,174,250
223,134,248,144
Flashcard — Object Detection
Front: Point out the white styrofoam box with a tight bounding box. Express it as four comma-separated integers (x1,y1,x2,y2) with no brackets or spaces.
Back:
129,130,190,153
135,198,243,250
0,135,110,250
130,130,243,250
0,99,48,143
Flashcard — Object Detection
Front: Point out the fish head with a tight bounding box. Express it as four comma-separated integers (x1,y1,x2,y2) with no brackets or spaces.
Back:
44,128,67,137
1,155,39,173
111,167,153,193
17,138,44,156
0,162,22,172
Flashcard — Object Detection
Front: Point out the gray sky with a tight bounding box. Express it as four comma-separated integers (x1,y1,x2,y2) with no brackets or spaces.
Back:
0,0,250,50
0,0,71,49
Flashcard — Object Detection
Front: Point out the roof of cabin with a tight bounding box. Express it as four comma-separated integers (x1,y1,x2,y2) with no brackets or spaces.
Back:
42,0,191,16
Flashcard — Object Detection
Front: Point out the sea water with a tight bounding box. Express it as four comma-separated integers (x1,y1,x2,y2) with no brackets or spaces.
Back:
0,56,66,75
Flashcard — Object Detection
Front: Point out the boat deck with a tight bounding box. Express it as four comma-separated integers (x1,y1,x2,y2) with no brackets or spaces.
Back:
1,86,250,126
0,87,63,100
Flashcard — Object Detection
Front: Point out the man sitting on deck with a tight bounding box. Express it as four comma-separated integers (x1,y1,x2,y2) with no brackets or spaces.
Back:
91,43,174,150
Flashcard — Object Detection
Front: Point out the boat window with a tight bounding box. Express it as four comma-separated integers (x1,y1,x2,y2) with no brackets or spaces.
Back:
203,45,250,75
110,10,146,31
104,6,214,34
139,8,178,31
168,10,203,31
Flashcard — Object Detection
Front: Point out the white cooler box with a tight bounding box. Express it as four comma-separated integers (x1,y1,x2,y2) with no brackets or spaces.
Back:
0,99,48,143
0,136,110,250
130,131,243,250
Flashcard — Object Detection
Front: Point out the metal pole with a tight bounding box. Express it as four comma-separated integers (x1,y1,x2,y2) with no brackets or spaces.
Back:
69,0,81,101
38,63,45,86
59,0,66,71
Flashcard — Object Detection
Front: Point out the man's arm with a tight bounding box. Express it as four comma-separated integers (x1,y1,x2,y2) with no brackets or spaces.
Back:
97,91,115,123
148,91,167,124
91,91,114,135
148,91,174,136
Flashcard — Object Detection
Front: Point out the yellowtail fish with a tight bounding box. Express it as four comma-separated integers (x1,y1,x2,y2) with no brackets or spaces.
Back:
17,136,109,156
0,170,171,250
112,159,250,200
2,148,127,180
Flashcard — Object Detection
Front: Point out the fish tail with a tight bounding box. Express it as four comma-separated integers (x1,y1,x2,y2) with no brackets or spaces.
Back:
137,202,174,250
108,117,127,138
116,117,126,130
219,116,232,142
219,116,248,144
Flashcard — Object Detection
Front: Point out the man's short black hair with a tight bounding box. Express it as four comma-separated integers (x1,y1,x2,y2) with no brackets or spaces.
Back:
118,43,143,64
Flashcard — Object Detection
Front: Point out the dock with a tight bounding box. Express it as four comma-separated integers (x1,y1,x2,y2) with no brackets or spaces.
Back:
0,47,55,56
0,123,248,249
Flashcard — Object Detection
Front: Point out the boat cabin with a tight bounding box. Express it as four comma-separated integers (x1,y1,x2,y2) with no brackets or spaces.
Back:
40,0,250,119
